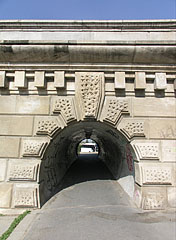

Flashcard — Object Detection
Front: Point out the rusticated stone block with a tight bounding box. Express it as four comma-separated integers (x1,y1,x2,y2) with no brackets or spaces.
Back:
114,72,125,89
54,71,65,88
0,96,50,115
14,71,26,88
161,140,176,162
134,143,159,160
0,183,13,208
0,116,33,136
133,98,175,117
103,98,129,125
0,159,7,181
121,120,145,139
0,71,5,88
13,184,39,208
143,167,172,185
135,163,173,186
0,137,20,158
142,191,166,210
167,187,176,208
135,72,146,89
149,119,176,139
154,72,167,90
53,97,76,123
34,71,45,88
75,72,104,120
35,117,61,136
8,160,40,181
22,139,48,158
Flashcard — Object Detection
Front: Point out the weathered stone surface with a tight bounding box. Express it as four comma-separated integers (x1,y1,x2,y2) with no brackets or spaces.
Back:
142,187,167,210
133,98,175,117
14,71,26,88
52,97,76,123
15,96,50,115
35,117,62,136
135,163,173,186
161,140,176,162
21,139,48,158
154,73,167,90
167,187,176,207
133,142,159,160
0,20,175,211
0,138,20,158
13,184,39,208
114,72,125,89
134,72,146,89
34,71,45,88
0,183,12,208
75,72,104,120
54,71,65,88
0,96,50,115
0,159,7,181
0,71,5,88
120,120,146,139
0,116,33,136
8,159,40,181
149,119,176,139
102,97,129,125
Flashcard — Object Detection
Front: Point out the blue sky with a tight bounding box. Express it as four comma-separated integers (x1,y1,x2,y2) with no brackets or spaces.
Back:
0,0,175,20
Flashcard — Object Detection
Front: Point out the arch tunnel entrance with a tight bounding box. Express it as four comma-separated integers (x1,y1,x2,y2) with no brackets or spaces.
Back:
39,121,136,207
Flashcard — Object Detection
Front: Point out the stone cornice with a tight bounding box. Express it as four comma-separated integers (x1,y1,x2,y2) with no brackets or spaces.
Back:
0,19,176,32
0,41,175,64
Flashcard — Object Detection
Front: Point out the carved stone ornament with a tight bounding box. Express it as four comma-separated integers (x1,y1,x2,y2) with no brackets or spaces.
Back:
9,164,39,181
14,187,38,208
142,193,165,210
121,121,145,139
142,167,172,185
53,98,76,123
104,98,129,125
75,72,104,119
134,143,159,160
36,119,60,136
22,140,47,157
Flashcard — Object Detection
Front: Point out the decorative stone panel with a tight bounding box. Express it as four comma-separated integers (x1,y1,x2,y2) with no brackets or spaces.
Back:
142,192,166,210
8,161,40,181
143,167,172,185
121,121,145,139
22,139,48,158
13,185,39,208
53,97,76,123
36,118,61,136
75,72,104,119
135,163,172,186
134,143,159,160
103,98,129,125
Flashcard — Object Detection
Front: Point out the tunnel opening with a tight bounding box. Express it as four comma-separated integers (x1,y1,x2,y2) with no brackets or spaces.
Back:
77,138,99,155
39,121,136,207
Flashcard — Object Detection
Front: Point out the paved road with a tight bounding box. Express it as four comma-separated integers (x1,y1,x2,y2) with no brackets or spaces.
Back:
12,154,176,240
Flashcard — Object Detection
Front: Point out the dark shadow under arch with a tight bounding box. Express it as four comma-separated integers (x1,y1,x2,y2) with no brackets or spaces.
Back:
39,120,136,207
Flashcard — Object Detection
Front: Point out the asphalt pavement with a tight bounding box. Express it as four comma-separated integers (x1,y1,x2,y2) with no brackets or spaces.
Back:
6,154,176,240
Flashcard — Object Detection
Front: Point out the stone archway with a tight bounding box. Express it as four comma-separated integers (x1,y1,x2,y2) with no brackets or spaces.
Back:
0,20,175,211
39,121,136,207
15,72,143,209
